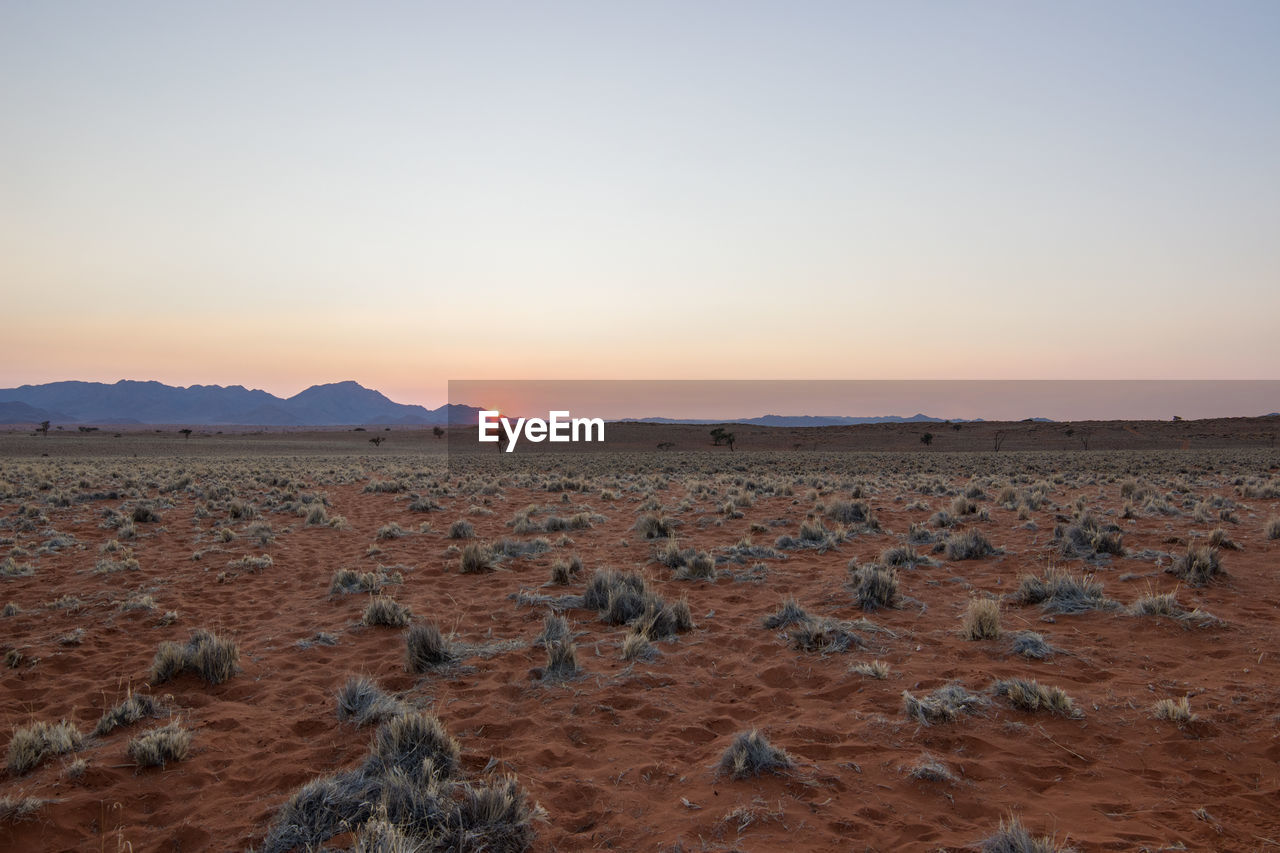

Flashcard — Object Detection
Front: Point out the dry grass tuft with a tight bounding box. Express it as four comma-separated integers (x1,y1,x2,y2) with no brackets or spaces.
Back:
902,685,987,725
405,622,455,671
1152,696,1197,724
992,678,1079,717
962,597,1002,640
128,721,192,768
1166,545,1222,587
717,730,793,779
149,629,240,685
6,720,82,774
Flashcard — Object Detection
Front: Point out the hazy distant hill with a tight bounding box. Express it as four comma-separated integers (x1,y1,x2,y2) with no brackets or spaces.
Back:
0,380,481,426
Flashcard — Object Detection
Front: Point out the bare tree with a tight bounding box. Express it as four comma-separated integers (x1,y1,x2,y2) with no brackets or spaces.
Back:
992,430,1007,452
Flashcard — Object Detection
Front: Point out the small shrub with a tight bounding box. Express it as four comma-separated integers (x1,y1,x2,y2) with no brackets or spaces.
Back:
363,596,411,628
762,598,808,629
717,730,793,779
962,598,1002,640
1013,569,1113,614
1152,696,1196,724
992,678,1078,716
0,795,44,823
128,721,192,768
365,712,460,782
336,676,404,725
901,685,986,725
791,617,863,654
1266,517,1280,540
94,691,160,736
851,660,889,679
1010,631,1055,659
1207,528,1241,551
1166,545,1222,586
945,529,998,561
850,563,898,611
405,622,455,671
448,520,474,539
543,638,579,679
621,630,654,661
459,543,494,574
634,513,675,539
674,551,717,581
981,813,1076,853
6,720,82,774
149,629,239,685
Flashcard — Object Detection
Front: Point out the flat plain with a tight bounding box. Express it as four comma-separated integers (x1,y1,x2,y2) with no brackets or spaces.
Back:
1,425,1279,851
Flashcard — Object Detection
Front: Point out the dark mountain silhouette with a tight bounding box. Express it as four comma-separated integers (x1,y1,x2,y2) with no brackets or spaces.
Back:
0,380,481,426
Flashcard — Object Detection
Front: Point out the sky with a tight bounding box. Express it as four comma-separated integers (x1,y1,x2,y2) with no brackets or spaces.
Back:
2,1,1278,414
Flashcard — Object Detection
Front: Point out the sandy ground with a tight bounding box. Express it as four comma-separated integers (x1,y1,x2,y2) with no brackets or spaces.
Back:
1,440,1279,851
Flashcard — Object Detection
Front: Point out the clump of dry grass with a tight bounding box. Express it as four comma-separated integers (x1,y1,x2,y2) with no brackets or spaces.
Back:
331,569,383,595
542,638,579,679
459,542,495,574
849,563,898,611
992,678,1079,717
1009,631,1056,659
128,721,192,768
549,556,582,585
962,597,1002,640
448,519,474,539
851,660,889,679
717,730,793,779
149,629,240,685
405,622,455,671
902,685,987,725
762,597,809,629
633,513,675,539
621,630,654,661
1152,696,1197,724
981,813,1077,852
1266,517,1280,540
1207,527,1241,551
6,719,83,774
791,617,865,654
945,528,999,561
907,755,955,783
336,676,405,726
1013,569,1114,614
94,691,160,736
364,712,460,782
0,795,45,823
1165,545,1222,586
363,596,411,628
674,551,717,581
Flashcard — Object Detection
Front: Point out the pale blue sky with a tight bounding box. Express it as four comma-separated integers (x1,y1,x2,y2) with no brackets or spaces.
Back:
2,1,1277,408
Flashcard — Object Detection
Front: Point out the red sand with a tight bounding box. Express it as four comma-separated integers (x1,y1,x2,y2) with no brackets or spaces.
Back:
2,450,1280,851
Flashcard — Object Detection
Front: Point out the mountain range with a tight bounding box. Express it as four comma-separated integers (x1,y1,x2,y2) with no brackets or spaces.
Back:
0,380,480,426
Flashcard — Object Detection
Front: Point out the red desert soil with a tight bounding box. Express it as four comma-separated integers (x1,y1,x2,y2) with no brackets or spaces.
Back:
1,436,1279,851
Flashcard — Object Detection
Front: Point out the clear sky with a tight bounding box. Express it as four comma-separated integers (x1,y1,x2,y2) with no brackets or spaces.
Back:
2,1,1278,412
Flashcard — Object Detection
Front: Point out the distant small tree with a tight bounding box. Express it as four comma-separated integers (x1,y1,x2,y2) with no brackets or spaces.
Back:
180,429,192,440
1065,427,1075,438
1077,427,1093,450
951,423,962,432
369,436,385,447
38,420,50,438
709,427,728,446
993,430,1007,452
920,432,934,446
656,441,674,450
433,426,445,439
725,432,735,452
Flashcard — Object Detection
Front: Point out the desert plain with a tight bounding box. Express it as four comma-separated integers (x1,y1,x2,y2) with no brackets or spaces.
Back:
1,420,1279,851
